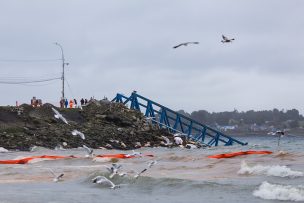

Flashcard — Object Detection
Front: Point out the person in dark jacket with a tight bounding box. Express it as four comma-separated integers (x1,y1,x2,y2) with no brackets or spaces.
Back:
74,99,77,107
80,98,84,106
60,99,64,108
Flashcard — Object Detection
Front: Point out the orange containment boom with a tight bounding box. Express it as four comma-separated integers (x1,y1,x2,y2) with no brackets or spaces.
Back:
0,153,154,164
0,155,77,164
207,150,273,159
95,153,154,159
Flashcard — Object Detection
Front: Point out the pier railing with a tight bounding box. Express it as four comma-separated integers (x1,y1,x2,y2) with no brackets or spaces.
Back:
112,92,247,147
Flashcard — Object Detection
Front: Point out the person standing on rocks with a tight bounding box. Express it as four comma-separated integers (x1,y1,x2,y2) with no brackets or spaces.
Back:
80,98,84,106
60,99,64,108
69,99,74,108
65,99,68,108
84,99,88,105
74,99,77,108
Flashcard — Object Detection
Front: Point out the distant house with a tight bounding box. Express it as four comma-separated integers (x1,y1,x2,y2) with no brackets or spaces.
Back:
216,124,238,131
250,123,271,132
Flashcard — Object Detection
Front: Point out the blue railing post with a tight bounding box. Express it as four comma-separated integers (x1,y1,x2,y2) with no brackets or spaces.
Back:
145,101,155,117
187,121,193,138
130,92,140,110
112,93,123,103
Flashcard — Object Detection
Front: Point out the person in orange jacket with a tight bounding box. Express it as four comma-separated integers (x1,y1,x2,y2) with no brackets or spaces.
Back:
69,99,74,108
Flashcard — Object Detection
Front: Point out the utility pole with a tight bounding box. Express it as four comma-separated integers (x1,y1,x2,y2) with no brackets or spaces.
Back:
54,42,69,100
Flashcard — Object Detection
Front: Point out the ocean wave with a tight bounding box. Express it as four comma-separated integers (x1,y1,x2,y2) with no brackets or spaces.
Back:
253,181,304,201
85,172,232,191
238,161,303,177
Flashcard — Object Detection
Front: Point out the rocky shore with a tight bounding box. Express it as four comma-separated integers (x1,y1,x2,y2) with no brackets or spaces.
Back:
0,100,178,151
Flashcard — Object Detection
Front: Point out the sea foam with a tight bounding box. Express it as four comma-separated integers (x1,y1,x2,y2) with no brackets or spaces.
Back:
253,181,304,201
238,161,303,178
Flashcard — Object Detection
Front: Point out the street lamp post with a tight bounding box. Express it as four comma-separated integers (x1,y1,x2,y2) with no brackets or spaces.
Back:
54,42,69,100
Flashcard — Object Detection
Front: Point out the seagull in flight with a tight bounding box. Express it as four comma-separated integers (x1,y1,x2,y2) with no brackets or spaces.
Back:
133,160,156,179
51,107,69,124
54,144,65,151
106,163,123,178
221,35,235,43
71,130,85,140
126,150,142,158
275,130,285,148
82,145,94,157
275,130,285,136
173,42,199,49
134,168,147,179
147,160,157,168
92,176,121,189
48,168,64,182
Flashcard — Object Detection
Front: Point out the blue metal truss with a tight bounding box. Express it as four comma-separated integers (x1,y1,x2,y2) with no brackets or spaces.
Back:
112,91,248,147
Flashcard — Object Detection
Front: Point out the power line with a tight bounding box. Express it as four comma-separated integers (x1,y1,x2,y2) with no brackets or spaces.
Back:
19,80,59,87
0,77,61,84
0,73,61,80
65,78,75,98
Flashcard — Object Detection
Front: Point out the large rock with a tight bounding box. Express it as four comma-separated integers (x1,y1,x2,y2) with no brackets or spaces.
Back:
0,101,176,150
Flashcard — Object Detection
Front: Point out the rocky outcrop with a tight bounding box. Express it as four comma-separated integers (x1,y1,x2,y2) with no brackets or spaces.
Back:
0,100,178,151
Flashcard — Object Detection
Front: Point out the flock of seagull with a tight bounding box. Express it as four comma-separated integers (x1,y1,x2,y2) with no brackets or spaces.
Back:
172,34,235,49
50,107,158,189
92,159,158,189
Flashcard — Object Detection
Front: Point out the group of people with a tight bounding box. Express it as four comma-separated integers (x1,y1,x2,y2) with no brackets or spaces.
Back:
30,96,43,107
59,98,89,108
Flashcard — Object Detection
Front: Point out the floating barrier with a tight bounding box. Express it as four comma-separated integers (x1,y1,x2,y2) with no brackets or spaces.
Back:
0,155,77,164
0,153,154,164
96,154,134,159
207,150,273,159
96,153,154,159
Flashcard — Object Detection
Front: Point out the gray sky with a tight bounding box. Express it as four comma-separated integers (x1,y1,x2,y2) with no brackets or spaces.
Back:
0,0,304,114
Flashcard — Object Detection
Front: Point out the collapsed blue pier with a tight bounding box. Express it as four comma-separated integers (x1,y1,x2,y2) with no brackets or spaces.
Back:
112,92,247,147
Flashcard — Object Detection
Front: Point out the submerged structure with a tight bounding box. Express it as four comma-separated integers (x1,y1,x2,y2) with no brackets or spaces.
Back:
113,92,248,147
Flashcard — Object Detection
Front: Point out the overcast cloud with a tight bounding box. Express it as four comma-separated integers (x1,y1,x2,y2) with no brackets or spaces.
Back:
0,0,304,113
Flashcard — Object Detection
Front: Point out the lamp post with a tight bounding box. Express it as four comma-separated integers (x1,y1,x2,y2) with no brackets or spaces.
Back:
54,42,69,100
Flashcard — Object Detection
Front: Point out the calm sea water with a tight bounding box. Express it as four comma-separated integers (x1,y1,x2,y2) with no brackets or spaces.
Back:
0,134,304,203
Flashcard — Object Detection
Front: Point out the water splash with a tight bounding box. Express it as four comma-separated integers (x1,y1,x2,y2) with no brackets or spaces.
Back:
253,181,304,201
238,161,303,178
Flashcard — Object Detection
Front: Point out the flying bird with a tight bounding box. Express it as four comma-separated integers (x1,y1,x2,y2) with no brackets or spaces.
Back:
173,42,199,49
48,168,64,182
275,130,285,136
82,145,94,157
221,35,235,43
54,144,65,151
30,145,38,152
92,176,121,189
106,163,123,179
147,160,157,168
51,107,69,124
71,130,85,140
126,150,142,158
275,130,285,148
134,168,147,179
